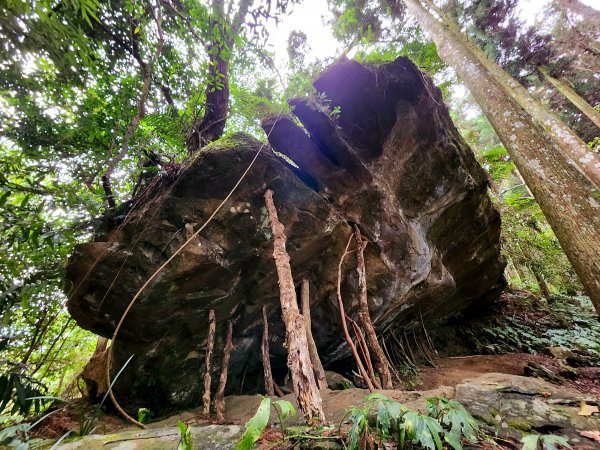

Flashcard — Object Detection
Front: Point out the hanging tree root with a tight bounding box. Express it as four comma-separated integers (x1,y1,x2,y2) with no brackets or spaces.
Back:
301,279,328,390
274,383,285,397
202,309,216,416
353,224,393,389
102,113,282,429
215,320,233,423
336,234,375,392
264,189,325,423
262,305,275,396
348,315,380,389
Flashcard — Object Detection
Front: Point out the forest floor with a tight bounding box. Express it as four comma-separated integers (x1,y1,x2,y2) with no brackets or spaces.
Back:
28,289,600,448
418,353,600,398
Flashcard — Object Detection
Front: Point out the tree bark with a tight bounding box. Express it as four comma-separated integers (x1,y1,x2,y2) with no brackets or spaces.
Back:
353,225,393,389
186,0,251,153
539,66,600,130
264,189,325,423
261,305,275,396
215,319,233,423
421,0,600,189
300,279,328,390
186,50,230,152
403,0,600,313
555,0,600,19
202,309,216,416
532,266,552,301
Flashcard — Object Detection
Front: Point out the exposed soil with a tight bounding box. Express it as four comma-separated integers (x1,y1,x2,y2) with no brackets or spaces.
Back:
418,353,600,398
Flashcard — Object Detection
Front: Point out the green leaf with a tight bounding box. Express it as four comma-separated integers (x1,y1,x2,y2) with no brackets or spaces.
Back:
541,435,571,450
177,420,192,450
0,191,10,207
377,401,391,436
20,194,31,208
137,408,152,424
236,397,271,450
522,434,541,450
437,399,478,442
424,416,444,450
386,400,404,420
445,430,463,450
347,409,366,450
272,400,295,421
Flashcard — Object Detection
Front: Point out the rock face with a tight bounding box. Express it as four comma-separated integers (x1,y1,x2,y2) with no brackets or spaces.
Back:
58,425,244,449
65,57,505,414
454,373,600,448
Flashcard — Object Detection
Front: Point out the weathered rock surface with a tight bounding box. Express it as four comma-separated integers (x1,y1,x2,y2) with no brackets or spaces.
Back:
65,57,505,413
455,373,600,448
55,373,599,449
57,424,243,449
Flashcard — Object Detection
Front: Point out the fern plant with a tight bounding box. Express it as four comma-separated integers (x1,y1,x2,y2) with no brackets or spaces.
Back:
426,397,478,450
342,393,480,450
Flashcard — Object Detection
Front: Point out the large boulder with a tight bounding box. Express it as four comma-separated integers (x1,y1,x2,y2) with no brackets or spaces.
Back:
65,57,505,414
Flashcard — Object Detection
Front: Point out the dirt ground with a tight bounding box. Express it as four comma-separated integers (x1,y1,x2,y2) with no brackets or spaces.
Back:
418,353,600,398
30,352,600,440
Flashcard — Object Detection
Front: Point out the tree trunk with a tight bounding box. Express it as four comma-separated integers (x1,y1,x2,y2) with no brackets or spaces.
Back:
261,305,275,396
532,266,552,301
300,279,328,390
539,66,600,130
555,0,600,19
186,47,230,152
353,225,393,389
505,257,522,283
215,320,233,423
186,0,251,153
402,0,600,311
421,0,600,189
264,189,325,423
202,309,216,416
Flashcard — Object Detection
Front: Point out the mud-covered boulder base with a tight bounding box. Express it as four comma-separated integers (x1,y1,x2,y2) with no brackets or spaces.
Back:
65,57,505,414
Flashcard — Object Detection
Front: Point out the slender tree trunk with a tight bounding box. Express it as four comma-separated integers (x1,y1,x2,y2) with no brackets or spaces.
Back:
202,309,216,416
187,50,230,152
353,225,393,389
421,0,600,189
103,5,163,191
300,279,328,390
403,0,600,312
215,320,233,423
264,189,325,423
532,266,552,301
505,257,522,283
186,0,251,153
555,0,600,19
539,66,600,130
261,305,275,396
20,309,49,365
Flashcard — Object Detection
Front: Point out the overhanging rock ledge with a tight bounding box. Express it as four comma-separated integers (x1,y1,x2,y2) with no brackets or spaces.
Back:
66,57,505,414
